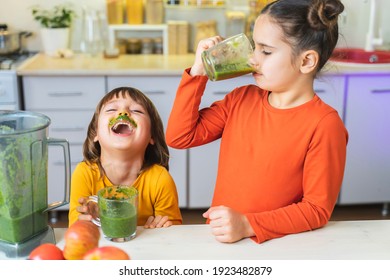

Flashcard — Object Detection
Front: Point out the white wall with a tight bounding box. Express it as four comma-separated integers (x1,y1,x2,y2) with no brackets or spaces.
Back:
1,0,389,52
338,0,390,49
0,0,106,51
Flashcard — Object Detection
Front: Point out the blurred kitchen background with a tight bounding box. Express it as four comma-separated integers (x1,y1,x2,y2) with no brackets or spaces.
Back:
1,0,389,54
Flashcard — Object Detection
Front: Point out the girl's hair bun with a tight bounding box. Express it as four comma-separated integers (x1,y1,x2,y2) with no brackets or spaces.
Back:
308,0,344,31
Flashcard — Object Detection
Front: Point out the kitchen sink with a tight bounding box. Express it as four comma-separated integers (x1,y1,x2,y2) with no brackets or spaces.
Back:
330,48,390,64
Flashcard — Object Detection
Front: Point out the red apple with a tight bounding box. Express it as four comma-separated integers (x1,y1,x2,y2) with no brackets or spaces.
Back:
83,246,130,260
29,243,65,260
63,220,100,260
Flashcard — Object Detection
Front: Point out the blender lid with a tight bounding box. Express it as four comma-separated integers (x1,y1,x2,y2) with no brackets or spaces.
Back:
0,110,51,135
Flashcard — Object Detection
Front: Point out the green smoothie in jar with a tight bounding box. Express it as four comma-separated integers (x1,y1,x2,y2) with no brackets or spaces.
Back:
202,33,255,81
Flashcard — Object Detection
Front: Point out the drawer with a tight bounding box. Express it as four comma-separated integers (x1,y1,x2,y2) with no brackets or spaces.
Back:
23,76,106,110
107,76,179,95
0,73,17,103
37,110,93,144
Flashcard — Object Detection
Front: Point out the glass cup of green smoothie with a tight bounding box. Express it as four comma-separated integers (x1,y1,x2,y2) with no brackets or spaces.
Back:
88,185,138,242
201,33,255,81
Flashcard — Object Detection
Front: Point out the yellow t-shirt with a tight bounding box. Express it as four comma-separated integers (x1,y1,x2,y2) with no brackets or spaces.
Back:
68,162,182,227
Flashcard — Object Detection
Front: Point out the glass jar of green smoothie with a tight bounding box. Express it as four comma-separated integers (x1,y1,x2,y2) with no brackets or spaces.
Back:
201,33,255,81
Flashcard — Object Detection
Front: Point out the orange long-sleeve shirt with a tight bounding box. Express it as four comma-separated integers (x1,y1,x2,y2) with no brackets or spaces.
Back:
166,69,348,243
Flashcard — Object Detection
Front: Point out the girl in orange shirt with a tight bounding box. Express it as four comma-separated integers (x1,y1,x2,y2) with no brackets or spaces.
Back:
167,0,347,243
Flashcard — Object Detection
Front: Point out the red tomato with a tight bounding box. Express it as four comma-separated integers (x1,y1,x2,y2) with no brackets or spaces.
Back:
29,243,65,260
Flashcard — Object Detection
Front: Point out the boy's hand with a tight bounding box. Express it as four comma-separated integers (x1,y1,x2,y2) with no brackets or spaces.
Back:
144,215,173,229
190,35,224,77
76,196,94,222
203,206,255,243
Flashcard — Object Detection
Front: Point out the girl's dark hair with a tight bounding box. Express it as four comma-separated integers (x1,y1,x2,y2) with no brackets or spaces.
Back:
83,87,170,180
262,0,344,72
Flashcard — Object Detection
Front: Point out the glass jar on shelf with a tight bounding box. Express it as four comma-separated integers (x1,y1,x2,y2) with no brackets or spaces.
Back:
153,37,163,54
126,38,142,54
145,0,164,24
126,0,143,24
167,0,180,4
117,38,127,54
141,38,154,54
106,0,124,24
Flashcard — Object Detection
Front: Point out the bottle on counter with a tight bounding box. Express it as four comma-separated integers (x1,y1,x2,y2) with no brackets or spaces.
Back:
126,0,144,24
106,0,124,24
145,0,164,24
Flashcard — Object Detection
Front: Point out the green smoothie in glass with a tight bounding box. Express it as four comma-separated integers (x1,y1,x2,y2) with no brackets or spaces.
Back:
89,185,138,242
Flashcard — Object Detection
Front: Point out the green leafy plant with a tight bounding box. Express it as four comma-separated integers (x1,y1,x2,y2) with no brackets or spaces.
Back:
31,4,76,28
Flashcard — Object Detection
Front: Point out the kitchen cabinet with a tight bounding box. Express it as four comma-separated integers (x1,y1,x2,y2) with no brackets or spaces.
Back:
188,75,255,208
106,75,188,208
314,75,345,118
22,76,106,210
338,74,390,206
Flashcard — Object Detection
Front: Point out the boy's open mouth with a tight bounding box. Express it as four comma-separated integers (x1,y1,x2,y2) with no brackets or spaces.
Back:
111,121,134,135
109,114,137,135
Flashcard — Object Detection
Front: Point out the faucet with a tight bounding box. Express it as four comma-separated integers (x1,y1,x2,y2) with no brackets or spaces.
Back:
365,0,383,51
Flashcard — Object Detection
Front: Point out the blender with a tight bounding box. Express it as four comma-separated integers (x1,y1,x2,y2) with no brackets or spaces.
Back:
0,110,70,259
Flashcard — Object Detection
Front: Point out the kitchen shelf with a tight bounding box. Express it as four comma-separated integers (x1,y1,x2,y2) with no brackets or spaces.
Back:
108,24,169,55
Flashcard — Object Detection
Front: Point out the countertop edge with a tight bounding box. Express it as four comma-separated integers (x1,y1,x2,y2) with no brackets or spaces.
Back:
15,53,390,77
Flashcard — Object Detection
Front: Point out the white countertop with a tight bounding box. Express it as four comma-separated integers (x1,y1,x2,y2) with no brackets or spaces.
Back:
17,53,195,76
16,53,390,77
54,220,390,260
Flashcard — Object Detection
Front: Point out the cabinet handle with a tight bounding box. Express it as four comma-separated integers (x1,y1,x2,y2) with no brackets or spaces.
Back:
213,91,229,95
52,127,84,132
315,89,326,94
145,91,165,95
371,89,390,94
53,160,81,166
48,92,83,97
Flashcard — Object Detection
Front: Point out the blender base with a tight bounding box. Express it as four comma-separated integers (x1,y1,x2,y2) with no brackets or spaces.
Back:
0,226,56,260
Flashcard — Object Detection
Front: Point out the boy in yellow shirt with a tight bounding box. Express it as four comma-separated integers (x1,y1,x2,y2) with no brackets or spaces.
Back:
69,87,182,228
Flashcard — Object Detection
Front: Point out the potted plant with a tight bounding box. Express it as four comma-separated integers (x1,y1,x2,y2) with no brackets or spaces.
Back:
31,4,76,56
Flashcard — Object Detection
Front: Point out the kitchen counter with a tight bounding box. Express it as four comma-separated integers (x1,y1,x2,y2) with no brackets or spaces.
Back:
53,220,390,260
17,53,390,76
17,53,196,76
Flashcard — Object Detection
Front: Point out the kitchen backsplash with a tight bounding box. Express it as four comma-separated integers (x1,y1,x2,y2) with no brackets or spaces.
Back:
0,0,389,53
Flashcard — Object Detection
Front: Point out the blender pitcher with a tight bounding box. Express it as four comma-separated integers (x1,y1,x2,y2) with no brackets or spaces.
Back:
0,111,70,254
